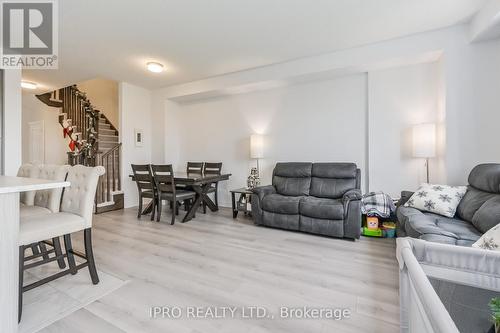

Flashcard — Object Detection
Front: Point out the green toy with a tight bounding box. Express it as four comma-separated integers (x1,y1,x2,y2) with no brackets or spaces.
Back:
362,227,382,237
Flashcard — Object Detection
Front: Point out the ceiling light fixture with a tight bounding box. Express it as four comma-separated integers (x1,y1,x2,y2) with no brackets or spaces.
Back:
147,62,164,73
21,81,38,90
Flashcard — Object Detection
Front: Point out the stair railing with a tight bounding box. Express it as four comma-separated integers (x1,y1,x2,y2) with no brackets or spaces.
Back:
37,84,122,210
96,143,122,204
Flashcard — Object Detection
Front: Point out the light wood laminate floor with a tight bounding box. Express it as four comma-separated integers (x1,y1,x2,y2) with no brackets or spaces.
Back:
40,207,399,333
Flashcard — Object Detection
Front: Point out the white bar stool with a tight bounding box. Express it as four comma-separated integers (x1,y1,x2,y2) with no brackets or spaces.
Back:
18,165,105,322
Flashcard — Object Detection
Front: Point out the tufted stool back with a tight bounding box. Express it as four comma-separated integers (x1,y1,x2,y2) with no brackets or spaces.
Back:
60,165,105,228
33,164,71,212
17,163,40,205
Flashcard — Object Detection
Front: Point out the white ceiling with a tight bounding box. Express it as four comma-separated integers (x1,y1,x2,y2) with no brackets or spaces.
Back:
22,0,487,92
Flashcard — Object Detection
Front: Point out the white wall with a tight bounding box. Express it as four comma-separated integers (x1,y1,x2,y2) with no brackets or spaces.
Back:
443,35,500,184
77,78,119,128
166,74,368,207
21,93,67,165
3,69,22,176
155,24,500,199
368,61,443,198
151,91,166,164
119,82,152,208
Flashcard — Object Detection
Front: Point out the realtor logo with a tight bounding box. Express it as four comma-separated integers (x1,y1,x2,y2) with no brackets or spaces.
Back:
1,0,58,69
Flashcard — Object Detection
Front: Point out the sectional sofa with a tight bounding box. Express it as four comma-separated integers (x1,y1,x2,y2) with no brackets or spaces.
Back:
397,164,500,246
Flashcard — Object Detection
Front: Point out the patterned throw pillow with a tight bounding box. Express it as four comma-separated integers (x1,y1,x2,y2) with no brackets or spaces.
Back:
472,224,500,251
404,183,467,218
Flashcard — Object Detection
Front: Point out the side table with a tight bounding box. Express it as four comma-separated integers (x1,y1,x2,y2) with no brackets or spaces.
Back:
230,187,253,218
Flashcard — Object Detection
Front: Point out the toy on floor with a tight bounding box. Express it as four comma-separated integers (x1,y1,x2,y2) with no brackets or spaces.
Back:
381,222,396,238
366,216,379,229
362,217,396,238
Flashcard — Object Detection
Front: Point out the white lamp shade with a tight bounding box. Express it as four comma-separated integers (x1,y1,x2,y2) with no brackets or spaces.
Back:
413,123,436,158
250,134,264,159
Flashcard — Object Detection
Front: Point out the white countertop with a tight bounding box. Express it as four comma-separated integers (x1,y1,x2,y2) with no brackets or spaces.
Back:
0,176,70,194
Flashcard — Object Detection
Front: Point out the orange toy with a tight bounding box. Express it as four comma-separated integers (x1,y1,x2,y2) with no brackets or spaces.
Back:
366,216,379,230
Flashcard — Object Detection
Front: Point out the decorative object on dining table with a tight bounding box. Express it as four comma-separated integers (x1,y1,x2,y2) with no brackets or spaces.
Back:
247,167,261,189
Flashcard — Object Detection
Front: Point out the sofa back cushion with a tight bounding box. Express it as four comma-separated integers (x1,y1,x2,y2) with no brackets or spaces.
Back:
456,164,500,233
272,162,312,196
309,163,359,199
468,164,500,193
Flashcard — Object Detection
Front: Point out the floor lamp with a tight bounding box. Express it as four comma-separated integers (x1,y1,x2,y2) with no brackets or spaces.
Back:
412,123,436,183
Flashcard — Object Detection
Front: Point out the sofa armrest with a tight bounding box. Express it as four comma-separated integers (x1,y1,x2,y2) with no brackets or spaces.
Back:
398,190,415,207
343,189,362,203
252,185,276,201
251,185,276,225
344,199,362,239
342,189,363,239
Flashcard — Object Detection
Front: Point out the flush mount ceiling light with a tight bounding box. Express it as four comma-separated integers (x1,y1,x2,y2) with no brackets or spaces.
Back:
21,81,38,89
146,62,164,73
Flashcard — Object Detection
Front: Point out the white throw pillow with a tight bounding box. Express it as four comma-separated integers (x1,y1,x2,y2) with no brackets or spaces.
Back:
472,224,500,251
404,183,467,218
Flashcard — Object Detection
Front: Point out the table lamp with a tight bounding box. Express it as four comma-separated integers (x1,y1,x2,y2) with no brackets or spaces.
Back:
250,134,264,173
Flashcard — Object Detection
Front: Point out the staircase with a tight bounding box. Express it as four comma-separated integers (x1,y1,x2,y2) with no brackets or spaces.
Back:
36,85,123,213
95,113,123,213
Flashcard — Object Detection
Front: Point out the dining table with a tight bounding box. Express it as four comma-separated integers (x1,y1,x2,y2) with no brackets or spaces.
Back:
0,176,70,333
129,172,231,222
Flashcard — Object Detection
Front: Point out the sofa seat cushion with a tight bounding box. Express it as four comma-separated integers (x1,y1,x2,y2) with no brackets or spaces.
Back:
420,234,476,247
403,211,481,245
262,211,299,230
428,213,482,241
299,197,344,220
299,215,343,237
262,194,301,214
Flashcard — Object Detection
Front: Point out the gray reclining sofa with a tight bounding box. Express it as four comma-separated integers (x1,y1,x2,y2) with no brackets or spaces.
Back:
251,162,362,239
397,163,500,246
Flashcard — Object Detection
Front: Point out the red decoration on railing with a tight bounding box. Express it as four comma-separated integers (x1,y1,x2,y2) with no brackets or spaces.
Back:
69,139,76,152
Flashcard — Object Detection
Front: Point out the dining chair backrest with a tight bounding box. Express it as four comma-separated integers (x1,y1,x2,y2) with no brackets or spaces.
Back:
151,165,176,194
131,164,154,192
204,162,222,175
60,165,105,228
187,162,204,174
17,163,40,205
33,164,70,213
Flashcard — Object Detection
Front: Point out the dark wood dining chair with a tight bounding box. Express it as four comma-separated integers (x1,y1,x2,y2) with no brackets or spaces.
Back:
180,162,204,211
131,164,156,220
203,162,223,213
186,162,204,174
151,164,196,225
